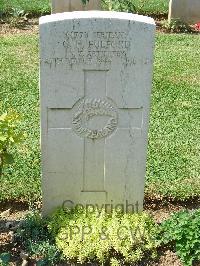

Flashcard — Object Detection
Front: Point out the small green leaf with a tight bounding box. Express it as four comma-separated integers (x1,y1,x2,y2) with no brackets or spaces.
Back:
0,252,11,264
3,153,14,164
81,0,89,5
0,113,7,121
0,135,7,142
9,136,14,142
36,259,46,266
12,133,25,143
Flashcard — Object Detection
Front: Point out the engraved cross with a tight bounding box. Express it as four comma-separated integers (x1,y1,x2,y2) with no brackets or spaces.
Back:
48,70,143,194
72,70,143,193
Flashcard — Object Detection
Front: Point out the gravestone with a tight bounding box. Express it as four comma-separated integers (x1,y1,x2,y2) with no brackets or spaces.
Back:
52,0,101,13
40,11,155,215
169,0,200,24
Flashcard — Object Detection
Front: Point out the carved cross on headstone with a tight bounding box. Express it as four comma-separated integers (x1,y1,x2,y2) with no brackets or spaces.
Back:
48,70,143,193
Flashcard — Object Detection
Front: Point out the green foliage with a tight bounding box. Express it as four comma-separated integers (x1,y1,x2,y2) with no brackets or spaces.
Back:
158,210,200,266
0,0,169,17
15,209,158,265
0,34,41,201
16,211,61,265
146,33,200,199
81,0,90,5
161,19,193,33
3,7,29,28
7,7,26,17
102,0,168,14
0,0,50,17
102,0,136,13
12,208,200,265
0,253,11,266
1,31,200,201
0,112,24,175
48,208,158,264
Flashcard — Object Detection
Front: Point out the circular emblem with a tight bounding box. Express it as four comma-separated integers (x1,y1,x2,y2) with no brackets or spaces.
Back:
72,98,118,139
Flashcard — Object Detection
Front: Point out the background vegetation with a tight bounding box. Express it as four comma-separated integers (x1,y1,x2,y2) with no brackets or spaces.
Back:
0,1,200,265
0,0,200,202
0,0,169,17
1,32,200,202
0,35,41,201
0,0,50,17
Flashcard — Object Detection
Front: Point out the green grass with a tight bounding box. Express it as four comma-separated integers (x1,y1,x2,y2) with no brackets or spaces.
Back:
0,0,168,17
134,0,168,14
0,34,41,201
0,32,200,202
105,0,168,15
0,0,50,16
146,33,200,199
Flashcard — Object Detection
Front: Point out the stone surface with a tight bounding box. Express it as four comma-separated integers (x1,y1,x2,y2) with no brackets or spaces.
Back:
40,11,155,215
52,0,101,13
169,0,200,24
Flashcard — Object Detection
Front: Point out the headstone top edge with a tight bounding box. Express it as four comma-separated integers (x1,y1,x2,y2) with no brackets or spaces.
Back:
39,11,155,26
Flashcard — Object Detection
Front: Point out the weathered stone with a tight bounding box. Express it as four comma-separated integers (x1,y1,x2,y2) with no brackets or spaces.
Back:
169,0,200,24
40,11,155,215
52,0,101,13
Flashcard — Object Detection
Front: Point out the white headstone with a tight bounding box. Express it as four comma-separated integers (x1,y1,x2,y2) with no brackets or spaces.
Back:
52,0,101,13
169,0,200,24
40,11,155,215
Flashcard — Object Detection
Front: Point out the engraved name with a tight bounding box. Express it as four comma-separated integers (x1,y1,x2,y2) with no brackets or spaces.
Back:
63,31,131,52
41,31,139,67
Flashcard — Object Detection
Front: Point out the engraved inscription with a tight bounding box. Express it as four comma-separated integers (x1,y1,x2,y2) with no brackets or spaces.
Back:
40,31,140,67
63,31,131,51
62,31,132,66
72,98,118,139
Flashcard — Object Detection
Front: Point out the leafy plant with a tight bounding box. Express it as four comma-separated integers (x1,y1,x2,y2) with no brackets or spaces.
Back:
81,0,90,5
161,19,193,33
16,211,61,265
9,7,26,17
0,253,11,266
4,7,29,27
0,112,25,175
48,207,158,264
158,209,200,266
102,0,136,13
0,0,50,17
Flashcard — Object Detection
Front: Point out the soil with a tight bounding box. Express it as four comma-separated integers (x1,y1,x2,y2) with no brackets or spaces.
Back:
0,18,173,35
1,17,200,36
144,196,200,223
0,18,39,35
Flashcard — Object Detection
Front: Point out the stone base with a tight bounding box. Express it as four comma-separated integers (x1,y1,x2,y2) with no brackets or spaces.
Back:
168,0,200,24
52,0,101,14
